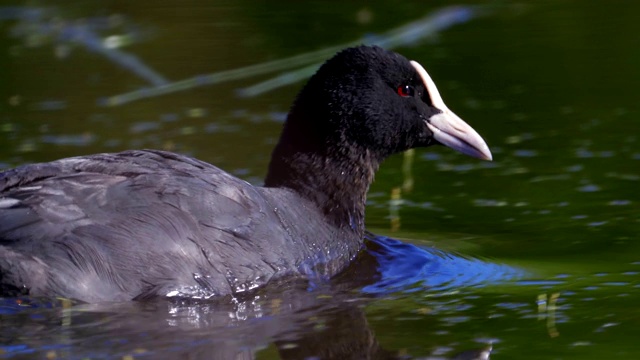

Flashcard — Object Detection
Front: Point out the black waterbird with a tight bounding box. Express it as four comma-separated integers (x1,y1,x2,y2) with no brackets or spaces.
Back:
0,46,491,302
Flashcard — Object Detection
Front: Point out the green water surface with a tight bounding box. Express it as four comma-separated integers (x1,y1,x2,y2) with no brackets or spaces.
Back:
0,1,638,359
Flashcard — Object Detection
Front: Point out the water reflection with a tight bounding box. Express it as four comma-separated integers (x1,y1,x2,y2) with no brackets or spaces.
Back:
0,5,487,107
362,234,525,294
103,6,482,105
0,274,495,360
2,7,166,86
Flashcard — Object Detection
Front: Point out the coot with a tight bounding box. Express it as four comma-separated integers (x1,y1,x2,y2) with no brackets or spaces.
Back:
0,46,491,302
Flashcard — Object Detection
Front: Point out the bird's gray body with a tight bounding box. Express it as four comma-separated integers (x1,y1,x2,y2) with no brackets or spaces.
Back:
0,150,359,302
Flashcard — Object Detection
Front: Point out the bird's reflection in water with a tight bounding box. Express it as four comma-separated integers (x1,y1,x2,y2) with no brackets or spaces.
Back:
55,287,490,359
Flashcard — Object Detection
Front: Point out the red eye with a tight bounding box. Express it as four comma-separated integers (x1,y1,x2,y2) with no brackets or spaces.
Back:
397,85,415,97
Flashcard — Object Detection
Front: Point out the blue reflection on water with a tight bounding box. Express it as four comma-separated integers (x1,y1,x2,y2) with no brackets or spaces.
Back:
363,233,526,294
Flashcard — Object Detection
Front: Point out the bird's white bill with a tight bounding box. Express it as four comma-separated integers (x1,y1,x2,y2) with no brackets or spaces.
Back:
410,60,492,161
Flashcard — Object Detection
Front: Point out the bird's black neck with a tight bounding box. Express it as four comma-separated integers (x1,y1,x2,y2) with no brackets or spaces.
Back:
264,112,380,235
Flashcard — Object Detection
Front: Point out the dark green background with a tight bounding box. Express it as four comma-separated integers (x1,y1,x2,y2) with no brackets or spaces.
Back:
1,1,638,358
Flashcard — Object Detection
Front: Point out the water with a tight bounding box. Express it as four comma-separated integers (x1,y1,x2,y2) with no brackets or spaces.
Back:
1,1,639,358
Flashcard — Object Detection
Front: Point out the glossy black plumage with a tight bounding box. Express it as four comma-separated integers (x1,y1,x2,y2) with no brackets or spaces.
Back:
0,46,491,302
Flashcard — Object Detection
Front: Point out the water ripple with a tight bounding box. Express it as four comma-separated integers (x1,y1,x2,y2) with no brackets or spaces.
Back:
362,234,525,294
